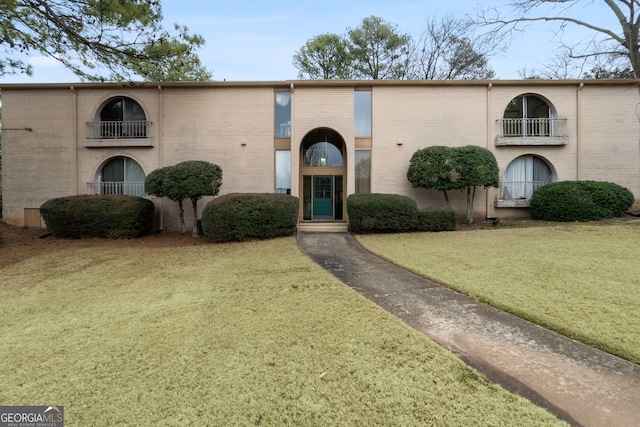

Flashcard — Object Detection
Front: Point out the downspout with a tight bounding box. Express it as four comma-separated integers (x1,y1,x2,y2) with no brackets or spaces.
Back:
486,83,493,219
70,86,78,194
576,83,583,180
157,85,164,231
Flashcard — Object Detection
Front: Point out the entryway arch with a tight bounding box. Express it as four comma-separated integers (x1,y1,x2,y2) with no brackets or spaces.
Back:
299,128,347,221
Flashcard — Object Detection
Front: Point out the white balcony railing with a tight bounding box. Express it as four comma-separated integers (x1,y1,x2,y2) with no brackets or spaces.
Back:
87,182,146,198
500,181,550,200
497,118,567,138
86,121,150,139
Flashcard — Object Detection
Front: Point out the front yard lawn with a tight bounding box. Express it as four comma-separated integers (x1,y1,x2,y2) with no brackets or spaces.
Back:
356,219,640,364
0,236,565,426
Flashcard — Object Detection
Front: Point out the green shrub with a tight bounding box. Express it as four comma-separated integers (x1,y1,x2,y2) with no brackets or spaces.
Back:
530,181,634,222
202,193,299,242
417,208,458,231
40,195,154,238
347,193,419,234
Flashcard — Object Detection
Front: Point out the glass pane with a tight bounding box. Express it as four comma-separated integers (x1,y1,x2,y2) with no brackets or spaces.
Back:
275,92,291,137
355,91,372,137
101,99,123,122
275,150,291,194
335,175,343,220
303,175,312,220
303,142,343,166
503,96,523,119
526,96,549,118
355,150,371,194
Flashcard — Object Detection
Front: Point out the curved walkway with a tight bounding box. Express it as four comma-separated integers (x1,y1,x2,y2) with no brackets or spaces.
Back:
297,232,640,427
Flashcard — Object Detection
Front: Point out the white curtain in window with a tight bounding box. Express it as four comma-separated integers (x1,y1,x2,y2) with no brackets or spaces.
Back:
275,92,290,107
503,155,551,199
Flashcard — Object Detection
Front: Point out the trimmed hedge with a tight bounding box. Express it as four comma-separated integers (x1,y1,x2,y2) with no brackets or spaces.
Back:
40,195,154,238
202,193,299,242
417,208,458,232
347,193,419,234
530,181,634,222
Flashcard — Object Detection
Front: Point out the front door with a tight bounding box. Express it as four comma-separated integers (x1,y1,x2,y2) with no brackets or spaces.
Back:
313,175,333,220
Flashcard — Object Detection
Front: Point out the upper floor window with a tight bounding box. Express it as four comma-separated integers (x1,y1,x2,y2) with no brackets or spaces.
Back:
85,97,151,141
355,90,371,137
503,94,551,137
275,91,291,138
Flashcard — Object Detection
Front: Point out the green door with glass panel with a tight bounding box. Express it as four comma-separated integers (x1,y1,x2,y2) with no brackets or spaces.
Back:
313,176,333,220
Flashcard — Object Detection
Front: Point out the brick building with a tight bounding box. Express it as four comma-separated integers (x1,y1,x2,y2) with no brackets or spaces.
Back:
1,79,639,231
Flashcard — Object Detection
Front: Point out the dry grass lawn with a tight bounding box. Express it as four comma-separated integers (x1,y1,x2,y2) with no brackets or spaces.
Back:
356,219,640,364
0,231,566,426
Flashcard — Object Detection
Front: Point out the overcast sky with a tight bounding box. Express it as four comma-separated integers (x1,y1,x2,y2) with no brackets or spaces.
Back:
0,0,617,83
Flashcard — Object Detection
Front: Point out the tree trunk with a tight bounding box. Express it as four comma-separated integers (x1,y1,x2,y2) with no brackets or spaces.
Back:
177,199,186,234
443,190,452,209
191,197,200,238
466,186,476,224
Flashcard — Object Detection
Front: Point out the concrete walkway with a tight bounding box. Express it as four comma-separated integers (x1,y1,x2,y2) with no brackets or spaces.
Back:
297,232,640,427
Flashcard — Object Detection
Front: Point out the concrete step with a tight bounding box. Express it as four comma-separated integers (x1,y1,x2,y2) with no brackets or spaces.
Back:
297,222,349,233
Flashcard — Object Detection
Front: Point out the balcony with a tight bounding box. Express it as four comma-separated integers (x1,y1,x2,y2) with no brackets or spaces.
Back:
87,181,146,198
84,121,153,147
495,181,549,208
496,118,568,146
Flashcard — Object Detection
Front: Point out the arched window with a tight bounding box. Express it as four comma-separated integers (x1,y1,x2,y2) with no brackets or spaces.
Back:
503,94,552,137
99,156,146,197
99,97,147,138
502,155,552,200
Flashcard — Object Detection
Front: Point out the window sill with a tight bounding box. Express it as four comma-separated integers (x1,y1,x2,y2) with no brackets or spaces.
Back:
495,199,531,208
495,136,569,146
83,138,154,148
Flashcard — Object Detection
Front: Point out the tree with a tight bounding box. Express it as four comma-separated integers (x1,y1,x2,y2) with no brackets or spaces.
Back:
0,0,211,81
408,15,496,80
293,15,496,81
407,145,499,223
292,33,353,79
407,146,458,209
347,16,411,79
452,146,499,224
477,1,640,78
145,161,223,237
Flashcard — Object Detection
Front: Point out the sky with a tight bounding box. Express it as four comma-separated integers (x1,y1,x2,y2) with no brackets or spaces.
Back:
0,0,619,83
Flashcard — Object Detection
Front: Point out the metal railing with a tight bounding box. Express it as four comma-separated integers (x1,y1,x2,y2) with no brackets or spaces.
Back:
87,182,146,198
86,121,150,139
500,181,549,200
497,118,567,138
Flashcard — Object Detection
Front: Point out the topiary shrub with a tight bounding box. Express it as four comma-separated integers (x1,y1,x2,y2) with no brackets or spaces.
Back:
417,208,457,232
40,195,154,238
202,193,299,242
530,181,634,222
347,193,419,234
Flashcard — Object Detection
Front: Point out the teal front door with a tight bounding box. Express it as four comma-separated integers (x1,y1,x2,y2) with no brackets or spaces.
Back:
313,176,333,220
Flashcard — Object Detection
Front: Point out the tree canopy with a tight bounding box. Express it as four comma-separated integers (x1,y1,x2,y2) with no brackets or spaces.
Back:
477,0,640,78
293,15,495,80
0,0,212,81
407,145,498,223
145,161,223,236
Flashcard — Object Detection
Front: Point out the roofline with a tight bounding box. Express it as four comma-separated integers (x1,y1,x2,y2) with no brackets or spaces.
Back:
1,78,639,90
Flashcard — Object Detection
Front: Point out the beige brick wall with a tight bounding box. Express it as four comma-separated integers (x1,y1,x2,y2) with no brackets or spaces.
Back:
2,89,76,226
2,81,639,229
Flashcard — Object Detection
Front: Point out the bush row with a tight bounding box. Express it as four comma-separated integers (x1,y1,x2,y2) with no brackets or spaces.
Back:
530,181,634,222
40,195,154,238
347,193,457,234
202,193,299,242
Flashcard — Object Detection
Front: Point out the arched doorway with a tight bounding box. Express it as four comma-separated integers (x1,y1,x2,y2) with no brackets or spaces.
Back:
300,128,346,221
